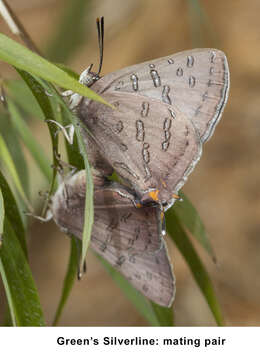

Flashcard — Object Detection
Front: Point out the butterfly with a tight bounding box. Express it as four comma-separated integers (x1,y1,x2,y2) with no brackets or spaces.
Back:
52,18,229,306
52,169,175,307
72,47,229,209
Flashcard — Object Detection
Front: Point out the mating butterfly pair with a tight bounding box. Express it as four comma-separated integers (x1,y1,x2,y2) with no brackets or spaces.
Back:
52,47,229,307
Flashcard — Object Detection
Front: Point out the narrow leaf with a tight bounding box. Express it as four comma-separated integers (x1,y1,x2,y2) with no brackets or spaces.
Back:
0,188,4,240
166,209,224,325
36,78,94,272
73,119,94,271
0,33,111,107
6,79,44,120
0,260,16,325
174,191,216,260
0,110,30,197
52,236,79,326
149,302,174,326
54,63,79,80
14,69,93,274
16,69,60,199
6,97,52,182
0,218,45,326
0,133,32,211
0,169,27,256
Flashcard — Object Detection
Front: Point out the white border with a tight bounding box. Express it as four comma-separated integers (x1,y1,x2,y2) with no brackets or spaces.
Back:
0,327,257,359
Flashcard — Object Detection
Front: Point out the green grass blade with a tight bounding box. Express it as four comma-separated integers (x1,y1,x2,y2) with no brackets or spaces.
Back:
0,169,27,257
30,77,94,276
2,304,13,326
0,110,30,197
15,69,60,197
46,0,92,63
11,67,93,317
0,188,4,241
5,70,88,325
0,133,32,211
0,218,45,326
52,236,79,326
174,191,216,260
97,254,174,326
0,259,16,325
6,98,52,182
6,79,44,120
45,81,93,272
54,63,79,80
73,119,94,271
149,302,174,326
166,209,224,325
0,33,111,107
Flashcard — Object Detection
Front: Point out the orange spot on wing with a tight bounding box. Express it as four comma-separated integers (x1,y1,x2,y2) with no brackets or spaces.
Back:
172,193,180,200
149,190,159,202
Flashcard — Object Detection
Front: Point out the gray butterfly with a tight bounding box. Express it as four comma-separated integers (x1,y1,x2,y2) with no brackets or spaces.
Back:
72,48,229,209
53,19,229,307
51,169,175,307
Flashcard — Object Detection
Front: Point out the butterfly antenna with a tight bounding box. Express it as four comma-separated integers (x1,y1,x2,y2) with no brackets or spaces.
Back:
96,16,104,76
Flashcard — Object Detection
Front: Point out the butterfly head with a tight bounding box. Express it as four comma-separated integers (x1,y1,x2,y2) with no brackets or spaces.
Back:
78,17,104,88
79,64,100,88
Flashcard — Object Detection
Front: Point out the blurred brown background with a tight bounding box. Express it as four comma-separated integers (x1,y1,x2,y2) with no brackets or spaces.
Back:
0,0,259,326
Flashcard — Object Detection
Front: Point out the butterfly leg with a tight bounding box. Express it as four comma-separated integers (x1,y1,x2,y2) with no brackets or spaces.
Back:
24,209,53,222
45,119,75,145
52,151,78,175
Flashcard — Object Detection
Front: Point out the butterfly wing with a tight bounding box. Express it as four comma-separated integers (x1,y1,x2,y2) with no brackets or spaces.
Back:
81,127,114,177
88,48,229,143
52,170,175,307
77,91,202,205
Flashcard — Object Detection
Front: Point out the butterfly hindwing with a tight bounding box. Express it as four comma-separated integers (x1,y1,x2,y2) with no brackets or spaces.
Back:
51,170,175,307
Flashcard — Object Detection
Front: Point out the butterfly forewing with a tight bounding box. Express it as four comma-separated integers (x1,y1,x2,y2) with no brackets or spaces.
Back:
77,91,202,205
51,170,175,307
81,127,114,177
88,48,229,143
